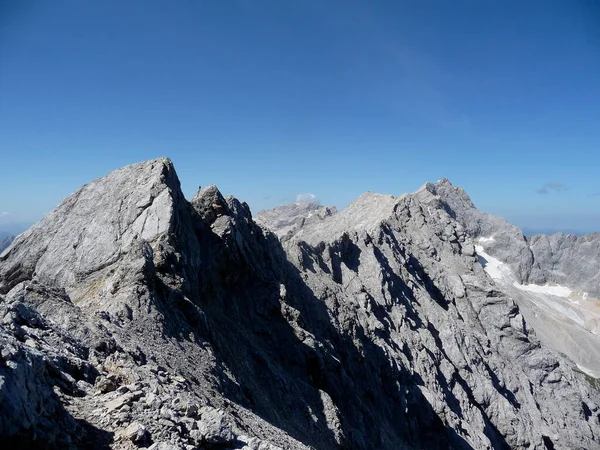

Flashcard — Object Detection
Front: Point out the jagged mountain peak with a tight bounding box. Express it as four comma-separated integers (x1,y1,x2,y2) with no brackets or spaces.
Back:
0,157,188,300
416,178,477,210
191,184,231,225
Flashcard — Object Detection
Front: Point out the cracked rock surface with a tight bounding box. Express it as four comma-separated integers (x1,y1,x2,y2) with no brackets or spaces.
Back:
1,159,599,449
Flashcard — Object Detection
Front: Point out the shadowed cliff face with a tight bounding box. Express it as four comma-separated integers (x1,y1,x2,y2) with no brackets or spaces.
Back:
1,159,599,450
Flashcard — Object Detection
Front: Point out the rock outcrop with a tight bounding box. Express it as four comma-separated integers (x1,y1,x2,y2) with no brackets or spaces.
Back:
527,232,600,297
1,159,599,449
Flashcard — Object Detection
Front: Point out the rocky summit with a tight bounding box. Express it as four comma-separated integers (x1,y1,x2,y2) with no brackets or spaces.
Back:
1,158,599,450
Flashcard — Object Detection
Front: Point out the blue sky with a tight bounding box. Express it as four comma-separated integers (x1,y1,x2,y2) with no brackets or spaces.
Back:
1,1,599,234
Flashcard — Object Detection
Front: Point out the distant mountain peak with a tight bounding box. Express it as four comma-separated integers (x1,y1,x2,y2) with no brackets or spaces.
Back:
255,201,338,238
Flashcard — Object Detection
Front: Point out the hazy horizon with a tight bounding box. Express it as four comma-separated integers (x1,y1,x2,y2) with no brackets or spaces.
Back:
0,161,597,237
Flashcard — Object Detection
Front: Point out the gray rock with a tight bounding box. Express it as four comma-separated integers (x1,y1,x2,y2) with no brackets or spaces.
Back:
106,394,133,412
148,443,184,450
528,232,600,297
122,421,150,445
197,407,236,444
0,157,193,306
0,295,104,449
188,428,203,443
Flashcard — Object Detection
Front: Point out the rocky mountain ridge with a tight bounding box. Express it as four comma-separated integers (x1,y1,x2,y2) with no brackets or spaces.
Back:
1,158,599,449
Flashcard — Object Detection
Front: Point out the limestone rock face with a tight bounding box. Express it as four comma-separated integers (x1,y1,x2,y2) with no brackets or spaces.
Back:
0,159,599,450
527,232,600,297
0,158,182,296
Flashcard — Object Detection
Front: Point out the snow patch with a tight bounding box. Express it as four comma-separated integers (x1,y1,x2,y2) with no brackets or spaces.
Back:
475,245,574,298
477,236,495,243
475,245,512,280
475,245,585,325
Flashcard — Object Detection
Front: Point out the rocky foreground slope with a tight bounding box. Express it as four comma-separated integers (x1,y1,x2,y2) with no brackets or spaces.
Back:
1,159,599,449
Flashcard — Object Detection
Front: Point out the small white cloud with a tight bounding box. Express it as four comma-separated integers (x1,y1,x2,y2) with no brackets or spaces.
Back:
537,182,567,195
295,193,319,204
0,212,12,225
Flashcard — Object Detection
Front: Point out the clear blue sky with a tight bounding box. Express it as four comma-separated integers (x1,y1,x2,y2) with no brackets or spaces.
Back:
1,1,599,234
